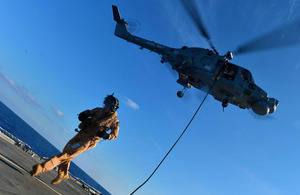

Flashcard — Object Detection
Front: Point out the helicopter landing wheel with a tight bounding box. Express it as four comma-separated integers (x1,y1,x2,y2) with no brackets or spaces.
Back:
222,99,229,112
222,99,229,108
177,85,190,98
177,91,184,98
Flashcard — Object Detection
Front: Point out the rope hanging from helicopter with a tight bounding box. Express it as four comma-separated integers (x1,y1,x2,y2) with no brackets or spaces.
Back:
130,80,217,195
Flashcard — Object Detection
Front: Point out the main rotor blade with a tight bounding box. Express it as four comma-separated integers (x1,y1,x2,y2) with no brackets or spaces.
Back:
179,0,219,54
235,18,300,55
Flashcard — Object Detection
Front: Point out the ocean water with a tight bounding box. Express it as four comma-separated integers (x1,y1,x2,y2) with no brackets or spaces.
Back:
0,101,111,195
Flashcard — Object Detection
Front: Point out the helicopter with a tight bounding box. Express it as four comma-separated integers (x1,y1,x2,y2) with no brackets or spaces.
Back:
112,3,280,116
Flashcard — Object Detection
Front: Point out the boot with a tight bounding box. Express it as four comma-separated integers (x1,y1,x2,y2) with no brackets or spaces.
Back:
51,174,70,185
29,164,42,177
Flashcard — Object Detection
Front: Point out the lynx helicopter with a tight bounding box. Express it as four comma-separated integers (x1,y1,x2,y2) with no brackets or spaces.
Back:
112,4,280,116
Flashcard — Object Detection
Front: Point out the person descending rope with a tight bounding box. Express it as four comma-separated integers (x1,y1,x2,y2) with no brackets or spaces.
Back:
30,94,120,184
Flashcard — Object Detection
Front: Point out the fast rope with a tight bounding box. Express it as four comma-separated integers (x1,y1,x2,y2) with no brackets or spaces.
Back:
130,90,211,195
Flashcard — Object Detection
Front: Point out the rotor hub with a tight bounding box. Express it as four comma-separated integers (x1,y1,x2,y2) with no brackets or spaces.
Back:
226,51,233,60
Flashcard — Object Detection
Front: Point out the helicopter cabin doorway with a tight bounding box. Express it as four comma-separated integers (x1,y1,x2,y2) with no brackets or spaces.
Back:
220,62,239,81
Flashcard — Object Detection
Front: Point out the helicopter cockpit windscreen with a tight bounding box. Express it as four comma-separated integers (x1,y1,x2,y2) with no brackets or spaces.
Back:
241,68,255,83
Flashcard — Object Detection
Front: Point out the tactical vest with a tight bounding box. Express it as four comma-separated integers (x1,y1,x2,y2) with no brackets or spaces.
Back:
78,109,117,131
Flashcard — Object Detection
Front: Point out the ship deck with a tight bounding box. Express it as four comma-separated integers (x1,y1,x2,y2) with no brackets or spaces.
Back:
0,132,96,195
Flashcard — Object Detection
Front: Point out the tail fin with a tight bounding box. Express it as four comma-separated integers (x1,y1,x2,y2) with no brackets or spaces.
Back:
112,5,122,23
112,5,131,38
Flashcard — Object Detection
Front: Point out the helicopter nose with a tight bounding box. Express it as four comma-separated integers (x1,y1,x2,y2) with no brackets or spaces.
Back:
252,101,270,116
251,98,279,116
268,98,279,114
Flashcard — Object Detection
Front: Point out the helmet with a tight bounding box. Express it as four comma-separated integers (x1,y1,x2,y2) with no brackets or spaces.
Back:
103,93,119,112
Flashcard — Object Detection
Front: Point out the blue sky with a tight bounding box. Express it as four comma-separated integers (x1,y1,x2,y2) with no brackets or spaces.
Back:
0,0,300,194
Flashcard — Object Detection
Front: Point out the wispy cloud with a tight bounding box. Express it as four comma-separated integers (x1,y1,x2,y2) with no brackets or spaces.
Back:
0,72,43,111
0,71,62,123
50,106,64,118
289,0,298,19
124,97,140,110
61,127,73,137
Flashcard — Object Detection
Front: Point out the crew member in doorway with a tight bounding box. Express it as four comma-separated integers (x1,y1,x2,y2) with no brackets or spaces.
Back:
30,94,120,184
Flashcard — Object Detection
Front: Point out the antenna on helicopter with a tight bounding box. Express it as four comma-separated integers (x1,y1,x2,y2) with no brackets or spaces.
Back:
226,51,233,60
180,0,219,55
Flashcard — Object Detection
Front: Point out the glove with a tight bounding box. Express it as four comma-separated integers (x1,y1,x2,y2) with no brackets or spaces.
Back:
78,112,88,121
97,131,110,140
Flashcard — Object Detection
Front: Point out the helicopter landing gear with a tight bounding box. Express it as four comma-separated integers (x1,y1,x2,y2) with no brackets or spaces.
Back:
177,90,185,98
222,99,229,112
177,84,192,98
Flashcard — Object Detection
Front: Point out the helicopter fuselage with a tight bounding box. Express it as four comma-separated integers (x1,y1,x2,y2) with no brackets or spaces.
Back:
112,5,278,115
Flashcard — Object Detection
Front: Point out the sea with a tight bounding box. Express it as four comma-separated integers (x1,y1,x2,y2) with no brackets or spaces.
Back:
0,101,111,195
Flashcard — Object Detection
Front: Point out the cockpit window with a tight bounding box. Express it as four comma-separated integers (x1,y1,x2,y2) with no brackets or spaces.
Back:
241,69,255,83
249,72,254,83
241,69,249,80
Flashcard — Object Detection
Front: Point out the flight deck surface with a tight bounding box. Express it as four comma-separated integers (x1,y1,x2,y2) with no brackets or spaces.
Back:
0,132,96,195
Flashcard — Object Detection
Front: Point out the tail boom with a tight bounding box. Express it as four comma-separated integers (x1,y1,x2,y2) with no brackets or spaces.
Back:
112,5,170,55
